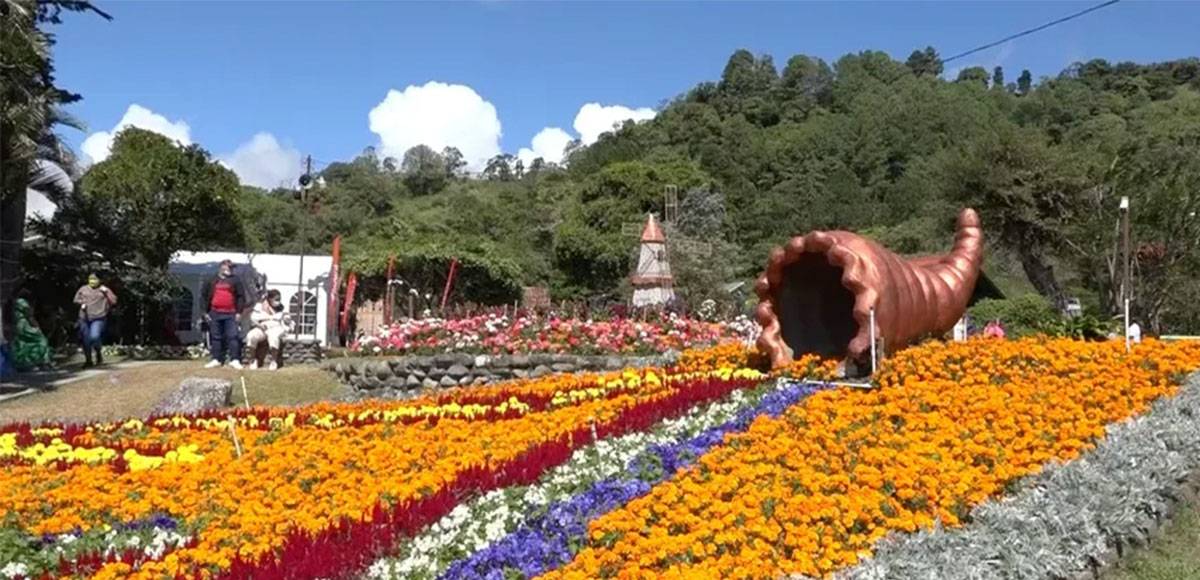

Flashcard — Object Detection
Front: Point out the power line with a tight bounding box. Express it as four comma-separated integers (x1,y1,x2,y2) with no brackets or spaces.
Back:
943,0,1120,64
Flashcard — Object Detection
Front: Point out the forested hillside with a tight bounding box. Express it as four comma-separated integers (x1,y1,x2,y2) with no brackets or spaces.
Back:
37,48,1200,334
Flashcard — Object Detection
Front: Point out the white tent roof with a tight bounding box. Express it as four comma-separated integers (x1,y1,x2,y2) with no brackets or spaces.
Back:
170,251,333,286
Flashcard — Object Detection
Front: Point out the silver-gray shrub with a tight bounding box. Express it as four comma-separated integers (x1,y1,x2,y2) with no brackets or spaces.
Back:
817,372,1200,580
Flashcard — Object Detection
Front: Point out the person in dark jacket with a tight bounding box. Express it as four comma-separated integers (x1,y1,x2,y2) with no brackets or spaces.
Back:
201,259,247,369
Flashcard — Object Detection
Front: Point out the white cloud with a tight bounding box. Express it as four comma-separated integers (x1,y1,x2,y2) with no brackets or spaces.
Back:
572,103,655,145
80,104,192,164
220,133,303,190
368,81,502,171
516,127,573,165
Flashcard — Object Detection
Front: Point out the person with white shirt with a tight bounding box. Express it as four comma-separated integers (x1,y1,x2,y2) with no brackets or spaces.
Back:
246,289,293,370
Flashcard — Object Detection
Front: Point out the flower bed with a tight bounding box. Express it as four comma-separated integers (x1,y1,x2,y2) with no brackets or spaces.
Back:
4,338,1199,580
0,347,764,579
539,339,1200,579
351,312,760,356
832,370,1200,580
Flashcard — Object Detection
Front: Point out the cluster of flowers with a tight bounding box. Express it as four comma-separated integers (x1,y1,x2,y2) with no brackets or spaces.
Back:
367,355,838,579
352,312,761,356
0,344,762,580
541,338,1200,579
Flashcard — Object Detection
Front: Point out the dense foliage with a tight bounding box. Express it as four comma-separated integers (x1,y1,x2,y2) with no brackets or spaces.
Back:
223,49,1200,333
18,45,1200,339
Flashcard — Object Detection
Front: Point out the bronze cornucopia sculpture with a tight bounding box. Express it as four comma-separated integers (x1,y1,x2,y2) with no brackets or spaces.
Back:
755,208,984,369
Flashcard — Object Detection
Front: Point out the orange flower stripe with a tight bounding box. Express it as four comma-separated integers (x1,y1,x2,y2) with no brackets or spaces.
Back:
0,353,763,579
541,338,1200,580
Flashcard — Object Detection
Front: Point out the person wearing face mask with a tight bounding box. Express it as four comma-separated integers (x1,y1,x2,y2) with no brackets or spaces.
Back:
201,260,247,369
245,289,293,370
73,273,118,368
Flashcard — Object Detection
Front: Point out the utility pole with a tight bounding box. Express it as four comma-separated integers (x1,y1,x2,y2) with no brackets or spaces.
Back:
296,155,313,340
1119,196,1131,349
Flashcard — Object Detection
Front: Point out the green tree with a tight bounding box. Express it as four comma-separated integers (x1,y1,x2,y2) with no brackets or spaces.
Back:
483,153,515,181
1017,69,1033,94
992,66,1005,89
955,66,990,88
930,124,1086,308
905,46,943,77
1,0,108,318
400,144,448,195
81,128,244,269
442,146,466,179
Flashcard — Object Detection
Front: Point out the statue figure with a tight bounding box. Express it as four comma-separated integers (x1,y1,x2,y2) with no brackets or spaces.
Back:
755,209,984,371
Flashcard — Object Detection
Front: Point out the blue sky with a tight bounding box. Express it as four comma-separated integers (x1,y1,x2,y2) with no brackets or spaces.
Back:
50,1,1200,188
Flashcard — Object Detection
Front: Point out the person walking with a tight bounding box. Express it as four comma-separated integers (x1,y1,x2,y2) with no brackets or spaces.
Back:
201,260,246,369
246,289,293,370
73,273,117,368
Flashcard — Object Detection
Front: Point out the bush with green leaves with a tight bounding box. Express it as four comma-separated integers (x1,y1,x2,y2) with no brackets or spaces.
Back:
968,295,1059,338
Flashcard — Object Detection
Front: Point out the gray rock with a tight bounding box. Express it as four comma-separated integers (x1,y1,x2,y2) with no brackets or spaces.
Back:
550,353,574,365
446,364,470,379
405,375,422,389
427,368,446,381
388,359,409,372
412,355,433,369
373,362,392,380
531,365,552,378
509,355,531,368
474,355,491,368
530,353,554,366
152,377,232,415
513,369,530,379
439,375,458,388
454,353,475,367
422,377,439,389
385,377,407,391
434,354,456,368
491,355,511,368
551,363,577,373
362,376,383,390
458,376,473,386
410,367,427,379
604,356,624,370
472,376,489,385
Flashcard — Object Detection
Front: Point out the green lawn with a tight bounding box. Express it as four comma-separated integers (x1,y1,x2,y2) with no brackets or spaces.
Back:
1105,494,1200,580
0,360,345,425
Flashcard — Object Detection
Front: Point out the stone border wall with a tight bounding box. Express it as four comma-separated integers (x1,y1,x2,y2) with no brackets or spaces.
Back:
326,352,677,395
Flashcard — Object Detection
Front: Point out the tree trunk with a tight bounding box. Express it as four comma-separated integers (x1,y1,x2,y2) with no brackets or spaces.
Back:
0,192,27,338
1018,245,1066,311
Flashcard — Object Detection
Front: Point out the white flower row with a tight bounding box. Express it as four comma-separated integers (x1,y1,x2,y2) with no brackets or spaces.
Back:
365,383,777,580
1,525,190,579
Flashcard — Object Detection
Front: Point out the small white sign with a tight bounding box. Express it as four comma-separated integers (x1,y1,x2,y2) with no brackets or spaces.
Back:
953,317,968,342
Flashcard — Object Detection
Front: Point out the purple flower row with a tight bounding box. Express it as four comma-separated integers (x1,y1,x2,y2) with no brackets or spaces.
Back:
440,380,829,580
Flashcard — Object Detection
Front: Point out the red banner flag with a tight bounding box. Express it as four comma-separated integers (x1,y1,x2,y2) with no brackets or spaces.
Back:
327,236,341,343
440,258,459,312
341,271,358,336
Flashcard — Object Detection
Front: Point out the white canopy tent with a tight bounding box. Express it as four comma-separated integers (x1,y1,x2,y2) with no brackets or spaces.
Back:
168,252,334,345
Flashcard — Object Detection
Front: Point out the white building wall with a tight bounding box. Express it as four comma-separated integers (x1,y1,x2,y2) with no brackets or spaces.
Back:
168,252,335,345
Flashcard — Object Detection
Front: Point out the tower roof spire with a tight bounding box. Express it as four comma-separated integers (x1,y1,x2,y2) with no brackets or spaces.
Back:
640,213,665,243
